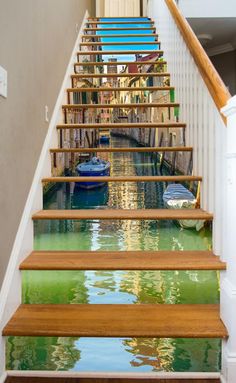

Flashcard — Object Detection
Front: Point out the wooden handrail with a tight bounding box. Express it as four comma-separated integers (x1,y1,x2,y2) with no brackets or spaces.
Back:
165,0,231,121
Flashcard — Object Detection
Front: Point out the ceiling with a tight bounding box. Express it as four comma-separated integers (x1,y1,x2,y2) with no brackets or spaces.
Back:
187,17,236,56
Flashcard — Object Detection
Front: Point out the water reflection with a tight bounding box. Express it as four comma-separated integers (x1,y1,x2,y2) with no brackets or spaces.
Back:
44,136,166,211
22,269,218,305
7,135,219,372
34,220,212,252
6,337,80,371
72,185,109,209
6,337,221,372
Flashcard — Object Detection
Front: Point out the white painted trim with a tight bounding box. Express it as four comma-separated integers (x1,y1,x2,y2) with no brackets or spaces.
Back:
96,0,104,17
221,278,236,296
225,153,236,159
0,10,89,379
207,43,235,57
220,94,236,383
221,95,236,117
0,372,7,383
6,370,221,379
222,344,236,383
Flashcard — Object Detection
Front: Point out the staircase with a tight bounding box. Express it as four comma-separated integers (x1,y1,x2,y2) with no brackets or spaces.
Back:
2,16,228,383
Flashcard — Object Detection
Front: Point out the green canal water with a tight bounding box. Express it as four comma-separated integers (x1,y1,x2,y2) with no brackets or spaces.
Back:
6,135,220,372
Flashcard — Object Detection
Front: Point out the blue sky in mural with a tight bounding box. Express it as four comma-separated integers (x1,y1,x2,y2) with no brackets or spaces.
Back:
95,18,158,61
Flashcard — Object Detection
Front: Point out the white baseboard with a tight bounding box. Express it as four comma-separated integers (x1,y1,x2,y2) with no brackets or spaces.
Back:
0,372,7,383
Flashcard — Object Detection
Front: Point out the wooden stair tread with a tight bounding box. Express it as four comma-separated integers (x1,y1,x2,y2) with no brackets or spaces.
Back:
82,33,159,38
42,175,202,183
67,86,174,92
87,16,151,18
3,304,227,338
83,28,156,32
62,103,178,109
77,50,162,55
32,209,213,221
50,146,193,153
86,21,154,25
4,377,221,383
74,61,166,66
80,42,160,46
56,122,186,129
71,72,169,78
20,250,226,271
4,378,221,383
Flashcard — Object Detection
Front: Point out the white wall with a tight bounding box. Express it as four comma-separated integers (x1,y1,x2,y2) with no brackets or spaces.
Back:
210,50,236,95
0,0,94,288
178,0,236,18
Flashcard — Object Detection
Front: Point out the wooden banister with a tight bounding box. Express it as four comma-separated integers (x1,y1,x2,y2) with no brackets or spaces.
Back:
165,0,231,121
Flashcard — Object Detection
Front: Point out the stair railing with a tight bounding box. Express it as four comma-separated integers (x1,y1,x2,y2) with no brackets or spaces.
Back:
0,11,89,380
148,1,236,382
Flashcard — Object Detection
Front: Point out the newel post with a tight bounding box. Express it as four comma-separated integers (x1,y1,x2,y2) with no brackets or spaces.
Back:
221,95,236,383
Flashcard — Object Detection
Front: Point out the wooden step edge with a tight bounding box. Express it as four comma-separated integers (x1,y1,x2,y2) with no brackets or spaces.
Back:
20,250,226,271
49,146,193,153
87,16,152,18
32,209,213,221
83,28,156,31
42,175,202,183
87,16,152,19
56,123,187,129
71,72,169,78
81,34,159,38
77,50,163,55
2,304,228,338
4,375,222,383
67,86,174,92
62,103,179,109
80,41,160,46
88,16,152,18
86,21,155,25
74,61,166,66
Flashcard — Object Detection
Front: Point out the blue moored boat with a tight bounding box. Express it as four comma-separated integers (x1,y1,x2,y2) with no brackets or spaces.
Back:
100,135,110,144
76,157,111,189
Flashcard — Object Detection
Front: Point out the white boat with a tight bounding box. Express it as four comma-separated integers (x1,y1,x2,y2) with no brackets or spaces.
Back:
163,183,205,231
